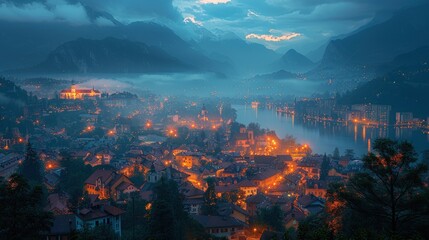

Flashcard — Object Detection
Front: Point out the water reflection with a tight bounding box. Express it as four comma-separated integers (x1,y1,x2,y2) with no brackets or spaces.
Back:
234,105,429,156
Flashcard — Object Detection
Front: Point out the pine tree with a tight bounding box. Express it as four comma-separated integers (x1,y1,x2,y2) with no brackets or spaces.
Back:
334,138,429,238
203,177,217,215
333,147,340,160
0,174,53,239
320,154,330,180
20,142,43,184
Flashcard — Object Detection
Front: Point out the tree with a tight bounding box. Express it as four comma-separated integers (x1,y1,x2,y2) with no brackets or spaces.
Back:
149,199,175,240
320,154,330,181
332,147,340,160
20,142,43,184
59,152,93,208
297,214,332,240
203,177,217,215
256,205,285,232
121,193,149,240
344,149,354,159
0,174,53,239
148,177,211,240
334,139,429,238
77,224,118,240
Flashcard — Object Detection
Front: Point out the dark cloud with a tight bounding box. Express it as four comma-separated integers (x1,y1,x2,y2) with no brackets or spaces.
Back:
77,0,181,22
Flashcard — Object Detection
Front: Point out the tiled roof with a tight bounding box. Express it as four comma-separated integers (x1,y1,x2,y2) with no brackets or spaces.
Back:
84,169,115,185
192,215,246,228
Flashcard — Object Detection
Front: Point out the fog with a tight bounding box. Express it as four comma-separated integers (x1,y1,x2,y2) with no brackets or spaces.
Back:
16,72,322,99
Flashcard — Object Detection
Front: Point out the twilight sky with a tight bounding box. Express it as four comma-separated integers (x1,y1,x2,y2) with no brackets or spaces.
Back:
0,0,425,52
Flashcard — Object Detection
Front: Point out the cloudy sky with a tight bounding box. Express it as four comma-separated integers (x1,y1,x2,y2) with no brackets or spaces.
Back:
0,0,426,52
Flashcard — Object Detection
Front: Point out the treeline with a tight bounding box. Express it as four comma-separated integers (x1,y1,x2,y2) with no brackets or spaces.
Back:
295,139,429,240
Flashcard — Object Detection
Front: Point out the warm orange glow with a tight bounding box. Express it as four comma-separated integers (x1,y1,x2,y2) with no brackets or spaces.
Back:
18,138,24,143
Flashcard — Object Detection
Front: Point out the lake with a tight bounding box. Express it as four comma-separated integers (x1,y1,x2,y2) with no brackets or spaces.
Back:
234,104,429,157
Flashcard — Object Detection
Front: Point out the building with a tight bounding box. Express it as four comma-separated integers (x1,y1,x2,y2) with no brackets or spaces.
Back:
76,204,124,237
237,179,258,197
60,83,101,100
395,112,413,125
192,215,246,239
0,153,23,178
305,180,327,198
84,169,138,200
351,104,391,125
46,204,124,239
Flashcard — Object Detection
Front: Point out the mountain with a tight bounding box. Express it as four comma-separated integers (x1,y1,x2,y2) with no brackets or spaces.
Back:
379,46,429,73
0,21,230,74
277,49,315,73
320,4,429,67
251,70,298,80
22,38,190,73
305,43,328,63
196,37,279,75
339,65,429,118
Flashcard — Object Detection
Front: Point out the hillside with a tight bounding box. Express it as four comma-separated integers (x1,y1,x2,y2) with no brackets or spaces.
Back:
320,4,429,67
24,38,190,73
339,65,429,117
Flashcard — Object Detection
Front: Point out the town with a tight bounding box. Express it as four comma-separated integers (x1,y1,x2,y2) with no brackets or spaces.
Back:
1,77,428,240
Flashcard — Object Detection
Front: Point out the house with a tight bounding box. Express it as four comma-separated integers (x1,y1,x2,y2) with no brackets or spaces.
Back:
305,180,327,198
84,169,138,200
46,214,78,240
192,215,246,239
0,153,23,178
233,127,254,148
217,203,250,224
76,204,124,237
250,168,282,187
297,194,325,215
44,172,60,190
181,182,205,215
45,193,71,215
237,179,258,197
284,207,306,229
298,158,321,179
245,193,268,216
175,151,203,169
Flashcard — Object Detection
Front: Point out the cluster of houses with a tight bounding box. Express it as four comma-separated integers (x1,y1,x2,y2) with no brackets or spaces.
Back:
41,134,366,239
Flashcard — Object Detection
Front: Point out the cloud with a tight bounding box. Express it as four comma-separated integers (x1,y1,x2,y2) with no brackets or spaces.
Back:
247,10,258,17
0,0,90,24
199,0,231,4
79,0,181,22
246,32,301,42
183,15,203,26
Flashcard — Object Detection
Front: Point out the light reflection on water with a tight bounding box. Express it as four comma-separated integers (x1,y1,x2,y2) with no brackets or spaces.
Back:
234,104,429,157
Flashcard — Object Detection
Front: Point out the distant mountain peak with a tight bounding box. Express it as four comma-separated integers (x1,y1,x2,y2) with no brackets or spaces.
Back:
19,37,191,73
277,49,315,73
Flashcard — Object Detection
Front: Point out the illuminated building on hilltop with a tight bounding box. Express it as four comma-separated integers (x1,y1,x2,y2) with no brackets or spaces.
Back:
60,83,101,100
